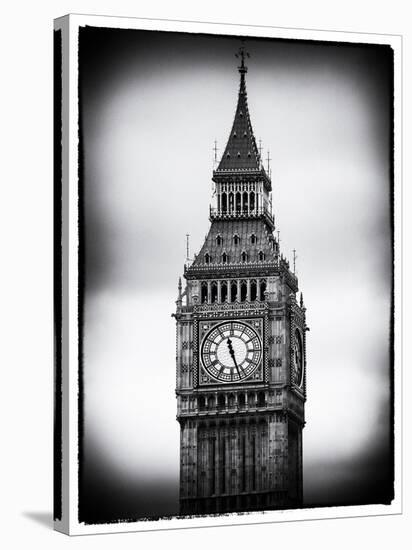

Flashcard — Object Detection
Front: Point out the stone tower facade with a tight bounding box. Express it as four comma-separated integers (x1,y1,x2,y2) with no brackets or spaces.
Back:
174,49,307,516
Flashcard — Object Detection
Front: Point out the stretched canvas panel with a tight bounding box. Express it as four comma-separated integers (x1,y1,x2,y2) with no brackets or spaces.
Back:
53,13,402,535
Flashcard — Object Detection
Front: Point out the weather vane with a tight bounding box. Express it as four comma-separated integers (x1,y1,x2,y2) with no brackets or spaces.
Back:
235,41,250,72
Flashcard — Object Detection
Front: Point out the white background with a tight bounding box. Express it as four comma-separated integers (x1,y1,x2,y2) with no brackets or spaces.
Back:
0,0,410,548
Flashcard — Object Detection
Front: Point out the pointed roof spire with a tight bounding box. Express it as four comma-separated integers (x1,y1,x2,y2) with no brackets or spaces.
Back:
216,45,263,173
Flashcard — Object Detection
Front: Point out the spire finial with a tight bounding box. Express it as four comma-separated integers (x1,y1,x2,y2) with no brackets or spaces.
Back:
186,234,190,263
177,276,183,306
300,292,304,308
213,140,219,165
266,150,272,175
293,248,297,274
235,42,250,74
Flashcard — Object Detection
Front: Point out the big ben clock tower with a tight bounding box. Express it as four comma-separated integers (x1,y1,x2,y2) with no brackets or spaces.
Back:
174,47,307,516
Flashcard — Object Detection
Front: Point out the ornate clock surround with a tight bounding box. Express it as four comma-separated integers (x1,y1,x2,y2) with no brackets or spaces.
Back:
289,302,307,393
196,315,267,387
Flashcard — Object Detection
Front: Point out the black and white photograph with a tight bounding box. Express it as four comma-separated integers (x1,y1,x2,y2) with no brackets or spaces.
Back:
52,13,401,536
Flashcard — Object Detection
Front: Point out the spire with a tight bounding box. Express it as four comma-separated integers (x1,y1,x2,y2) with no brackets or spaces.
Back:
209,46,274,229
216,46,262,173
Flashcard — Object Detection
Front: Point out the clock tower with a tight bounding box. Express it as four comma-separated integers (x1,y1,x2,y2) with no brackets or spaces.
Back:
174,48,307,516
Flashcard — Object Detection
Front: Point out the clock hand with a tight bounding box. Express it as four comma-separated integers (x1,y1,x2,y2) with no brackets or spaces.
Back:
227,338,241,378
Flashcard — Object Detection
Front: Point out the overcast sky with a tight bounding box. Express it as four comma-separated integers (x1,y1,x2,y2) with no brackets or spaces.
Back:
78,26,393,522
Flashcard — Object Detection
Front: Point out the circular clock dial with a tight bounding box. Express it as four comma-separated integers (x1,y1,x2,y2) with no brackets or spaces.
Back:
201,321,262,383
293,329,304,387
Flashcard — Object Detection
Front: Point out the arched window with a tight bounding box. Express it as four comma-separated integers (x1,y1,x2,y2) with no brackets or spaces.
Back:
260,279,267,301
250,191,255,211
259,251,265,262
250,234,257,245
211,281,218,303
240,280,247,302
216,235,223,246
248,393,255,407
231,280,238,302
241,251,247,263
229,192,234,214
204,252,211,264
250,279,257,301
222,252,228,264
257,392,265,408
222,193,227,214
233,234,240,245
236,192,241,213
198,395,206,411
228,394,235,409
221,281,228,303
201,282,208,304
243,191,248,213
208,394,215,409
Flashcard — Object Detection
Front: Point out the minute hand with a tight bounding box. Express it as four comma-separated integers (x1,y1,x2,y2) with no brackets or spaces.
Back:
227,338,241,378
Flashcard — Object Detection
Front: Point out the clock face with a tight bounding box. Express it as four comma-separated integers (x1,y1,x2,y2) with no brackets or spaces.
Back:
293,329,304,387
200,321,262,383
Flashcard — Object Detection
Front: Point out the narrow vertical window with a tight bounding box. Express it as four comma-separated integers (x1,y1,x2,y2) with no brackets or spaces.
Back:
231,280,238,301
242,434,246,492
250,191,255,211
221,436,226,494
211,281,218,302
250,279,257,301
211,437,216,495
236,192,241,213
221,281,228,302
201,282,208,303
229,193,234,213
260,279,267,301
240,280,247,302
252,434,256,491
222,193,227,214
243,191,248,213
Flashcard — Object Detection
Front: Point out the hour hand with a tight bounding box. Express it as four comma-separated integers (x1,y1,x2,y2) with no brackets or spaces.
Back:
226,338,241,377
